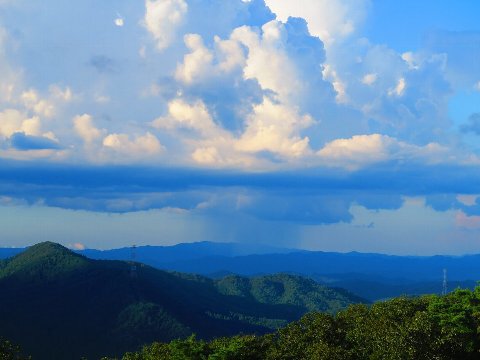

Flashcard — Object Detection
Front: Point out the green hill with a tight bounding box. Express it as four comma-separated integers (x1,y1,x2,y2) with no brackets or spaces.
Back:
0,242,363,360
121,287,480,360
215,274,364,314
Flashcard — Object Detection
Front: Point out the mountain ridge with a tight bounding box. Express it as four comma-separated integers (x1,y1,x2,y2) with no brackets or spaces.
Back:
0,242,361,360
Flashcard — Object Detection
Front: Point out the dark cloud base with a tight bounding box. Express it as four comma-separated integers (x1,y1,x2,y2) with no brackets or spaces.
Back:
1,159,479,223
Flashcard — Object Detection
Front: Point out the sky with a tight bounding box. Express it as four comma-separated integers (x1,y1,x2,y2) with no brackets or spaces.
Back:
0,0,480,254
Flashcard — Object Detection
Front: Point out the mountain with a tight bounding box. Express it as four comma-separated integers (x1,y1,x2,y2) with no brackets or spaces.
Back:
77,241,301,265
3,243,479,283
0,242,361,360
215,274,364,313
4,242,479,301
160,252,480,282
311,273,477,302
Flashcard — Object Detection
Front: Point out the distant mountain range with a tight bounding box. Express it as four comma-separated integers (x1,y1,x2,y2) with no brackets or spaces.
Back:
1,241,479,301
0,242,360,360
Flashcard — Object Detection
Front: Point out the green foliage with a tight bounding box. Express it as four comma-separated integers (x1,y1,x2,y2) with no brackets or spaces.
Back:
115,302,192,345
0,338,30,360
121,334,271,360
0,242,89,281
215,274,363,314
122,286,480,360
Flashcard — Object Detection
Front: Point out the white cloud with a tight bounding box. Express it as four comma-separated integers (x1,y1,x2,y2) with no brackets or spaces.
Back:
192,146,222,165
144,0,188,51
322,64,348,103
152,98,249,166
0,0,467,170
401,52,420,70
232,21,300,101
175,33,246,85
264,0,370,45
317,134,447,170
103,132,164,156
362,73,377,86
236,98,313,158
455,211,480,229
21,89,56,118
456,194,478,207
175,34,214,84
0,109,42,137
73,114,103,143
152,98,223,137
388,77,406,97
154,96,314,163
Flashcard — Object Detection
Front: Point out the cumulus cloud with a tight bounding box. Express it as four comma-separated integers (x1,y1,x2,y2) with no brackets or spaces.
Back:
0,0,475,171
232,21,301,101
317,134,447,170
153,16,336,165
236,98,313,158
143,0,188,51
153,98,224,137
455,211,480,229
0,109,42,137
264,0,370,45
175,34,215,84
325,41,452,143
74,114,104,144
152,98,257,167
103,132,163,156
21,89,56,118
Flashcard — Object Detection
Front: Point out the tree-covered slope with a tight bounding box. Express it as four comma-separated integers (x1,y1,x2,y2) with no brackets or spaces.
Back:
215,274,364,314
0,242,362,360
121,287,480,360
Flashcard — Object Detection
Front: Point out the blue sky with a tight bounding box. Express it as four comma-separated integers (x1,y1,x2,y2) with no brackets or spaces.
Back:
0,0,480,254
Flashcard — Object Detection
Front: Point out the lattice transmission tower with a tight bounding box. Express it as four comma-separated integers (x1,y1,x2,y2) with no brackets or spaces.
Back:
130,244,137,279
442,268,448,296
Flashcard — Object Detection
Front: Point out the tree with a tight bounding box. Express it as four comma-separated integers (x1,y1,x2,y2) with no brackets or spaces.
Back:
0,338,30,360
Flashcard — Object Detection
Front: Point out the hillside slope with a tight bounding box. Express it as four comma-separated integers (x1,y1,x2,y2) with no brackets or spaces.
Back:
0,242,361,360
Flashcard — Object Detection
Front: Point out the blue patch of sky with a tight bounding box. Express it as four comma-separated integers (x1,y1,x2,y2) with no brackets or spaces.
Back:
364,0,480,52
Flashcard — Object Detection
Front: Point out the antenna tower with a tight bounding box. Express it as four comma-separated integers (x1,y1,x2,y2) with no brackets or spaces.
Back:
442,268,448,296
130,244,137,279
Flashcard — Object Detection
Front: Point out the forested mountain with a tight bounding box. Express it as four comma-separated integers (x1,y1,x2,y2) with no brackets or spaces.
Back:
83,243,480,300
3,242,479,301
0,242,361,360
119,288,480,360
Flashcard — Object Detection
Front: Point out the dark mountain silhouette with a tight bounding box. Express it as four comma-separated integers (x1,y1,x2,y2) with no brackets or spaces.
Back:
3,242,479,301
0,242,360,360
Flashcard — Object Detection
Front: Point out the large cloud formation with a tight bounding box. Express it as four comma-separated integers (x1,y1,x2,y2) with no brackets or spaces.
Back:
0,0,479,227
